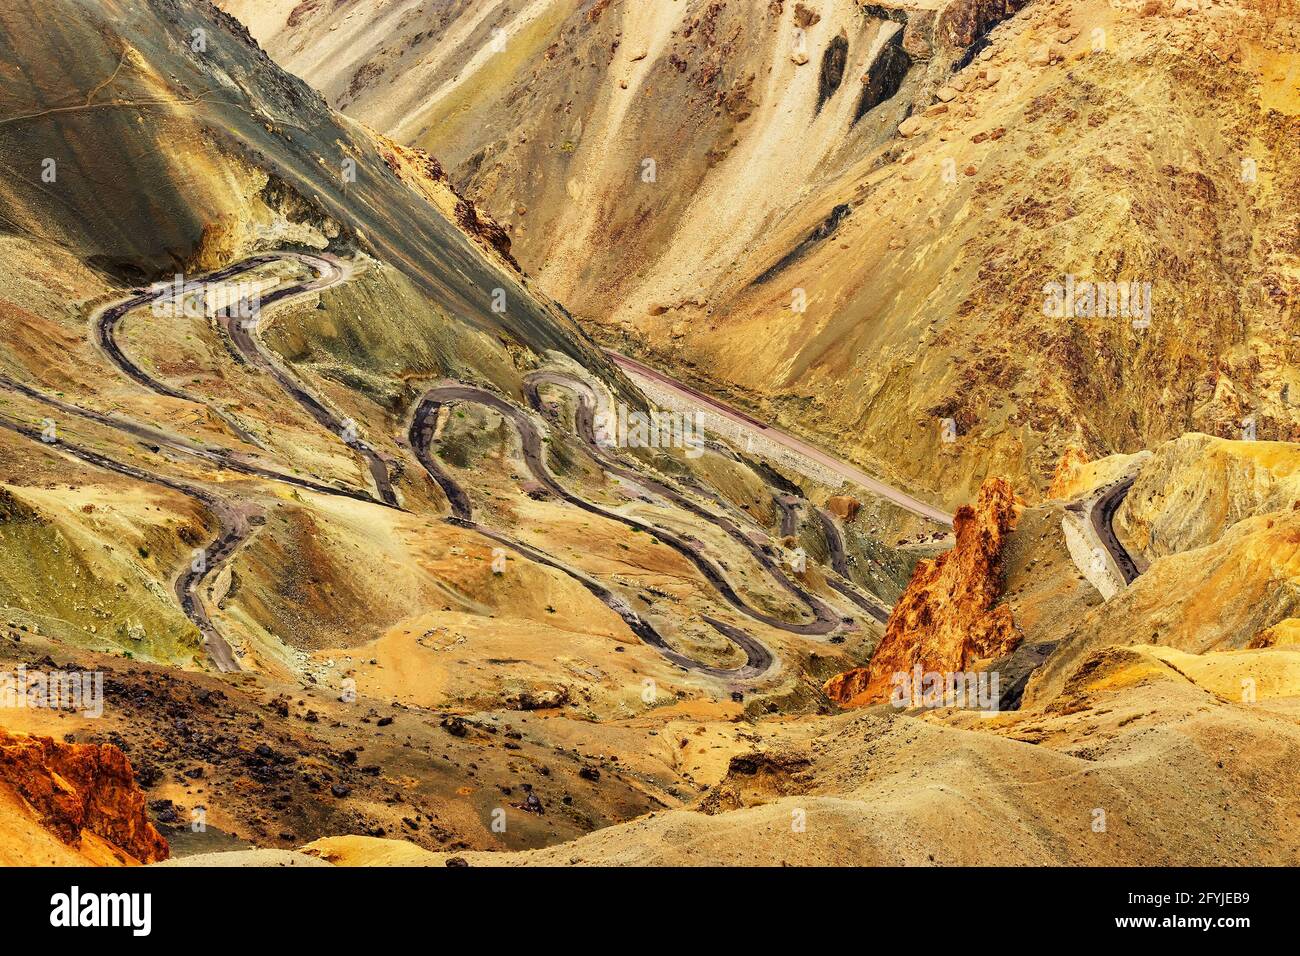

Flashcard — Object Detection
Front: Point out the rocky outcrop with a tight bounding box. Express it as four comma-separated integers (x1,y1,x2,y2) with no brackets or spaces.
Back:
698,749,813,814
1251,619,1300,648
825,477,1022,706
935,0,1026,55
826,495,861,520
854,29,912,122
0,729,169,864
503,686,570,710
0,487,39,524
379,139,448,188
1047,445,1090,499
794,3,823,29
375,135,521,273
189,170,342,270
822,666,873,703
859,0,1024,60
455,198,520,273
1117,434,1300,561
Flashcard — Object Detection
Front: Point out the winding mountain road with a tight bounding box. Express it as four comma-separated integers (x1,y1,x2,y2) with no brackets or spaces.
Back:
525,370,891,624
814,507,891,623
92,257,280,449
1090,476,1142,585
216,253,399,508
774,494,801,537
94,250,399,508
0,414,247,671
0,253,400,671
6,250,909,683
523,372,849,626
408,393,773,680
606,351,1147,607
0,369,392,507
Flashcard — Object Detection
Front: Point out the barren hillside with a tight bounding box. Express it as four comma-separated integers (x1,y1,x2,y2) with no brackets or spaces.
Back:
230,0,1300,506
0,0,1296,871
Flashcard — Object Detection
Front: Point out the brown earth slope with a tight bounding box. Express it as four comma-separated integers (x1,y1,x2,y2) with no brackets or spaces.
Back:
283,449,1300,866
228,0,1300,507
297,660,1300,866
0,0,1294,869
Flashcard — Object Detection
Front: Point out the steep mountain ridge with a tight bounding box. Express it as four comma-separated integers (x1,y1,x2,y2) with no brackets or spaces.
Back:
0,0,601,365
0,0,646,675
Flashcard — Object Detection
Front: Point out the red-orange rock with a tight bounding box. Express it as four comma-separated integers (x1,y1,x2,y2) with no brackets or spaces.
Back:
826,495,861,521
0,729,169,864
823,477,1023,707
822,667,872,703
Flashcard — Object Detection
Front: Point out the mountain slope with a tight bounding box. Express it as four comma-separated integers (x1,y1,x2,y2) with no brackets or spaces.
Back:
0,0,602,365
228,0,1300,508
1,0,1297,870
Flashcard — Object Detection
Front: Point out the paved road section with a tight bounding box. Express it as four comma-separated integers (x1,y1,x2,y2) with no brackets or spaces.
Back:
217,253,399,507
0,369,390,507
1090,476,1142,584
814,507,892,623
408,391,773,681
1,253,396,671
0,415,245,672
93,256,280,449
7,251,922,680
605,350,953,527
526,371,889,625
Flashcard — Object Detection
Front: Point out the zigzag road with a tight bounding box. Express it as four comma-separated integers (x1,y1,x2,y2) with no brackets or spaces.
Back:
1,253,395,671
6,251,909,682
408,362,944,682
92,256,280,449
523,371,877,625
408,393,772,681
216,252,399,508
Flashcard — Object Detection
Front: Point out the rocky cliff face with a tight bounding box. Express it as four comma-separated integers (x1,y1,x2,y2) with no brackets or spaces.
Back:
0,729,169,864
824,476,1022,705
1046,445,1091,498
1117,433,1300,560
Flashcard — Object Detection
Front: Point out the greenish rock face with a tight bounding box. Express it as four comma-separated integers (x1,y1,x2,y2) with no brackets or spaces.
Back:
0,0,605,373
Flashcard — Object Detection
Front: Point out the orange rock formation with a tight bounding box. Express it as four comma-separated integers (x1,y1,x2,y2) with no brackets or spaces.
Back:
825,477,1023,706
0,729,169,864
